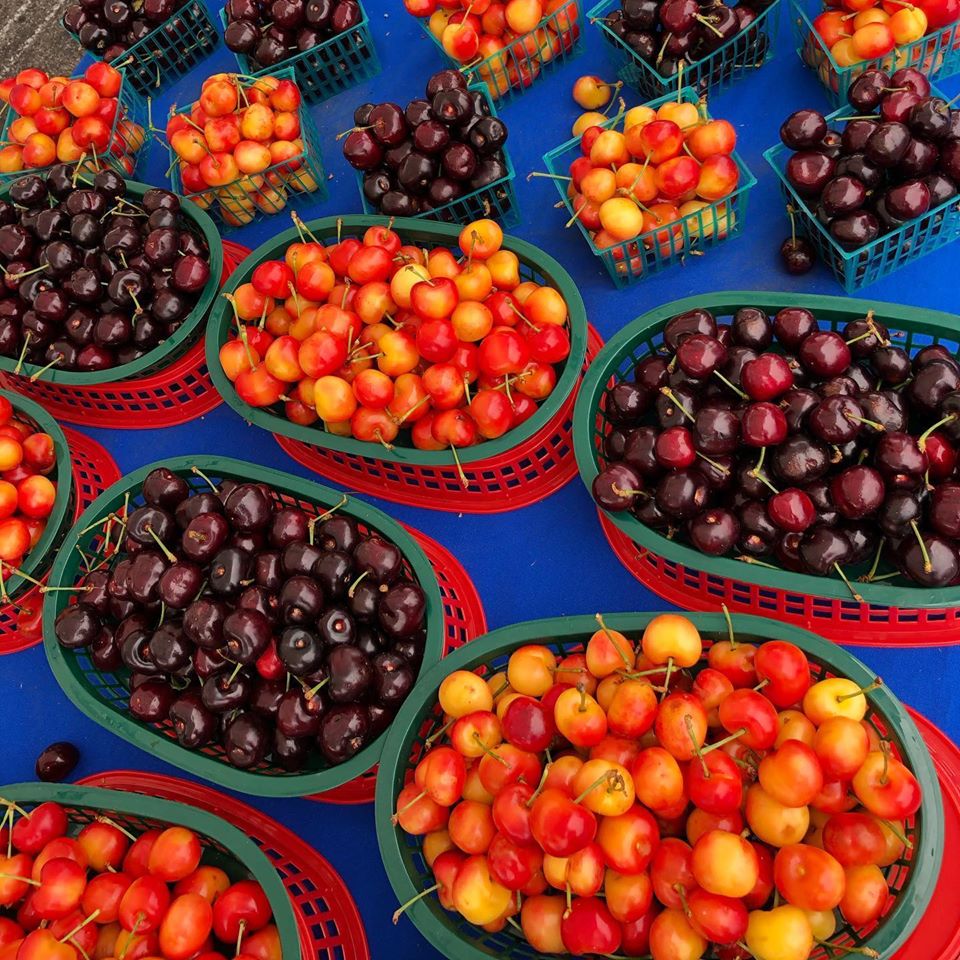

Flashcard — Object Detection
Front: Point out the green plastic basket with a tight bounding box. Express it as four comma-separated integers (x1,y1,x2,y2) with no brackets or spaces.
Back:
0,177,222,385
590,0,784,100
64,1,218,98
0,389,72,600
205,214,588,467
573,291,960,615
42,455,445,798
168,69,328,233
0,781,299,956
356,86,520,228
0,67,147,186
221,2,380,105
542,87,757,287
764,90,960,293
376,612,943,960
792,0,960,109
420,0,585,104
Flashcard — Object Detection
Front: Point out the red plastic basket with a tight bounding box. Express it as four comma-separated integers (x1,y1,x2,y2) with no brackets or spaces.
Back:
275,325,604,513
76,769,370,960
0,426,120,657
893,709,960,959
0,241,251,429
311,522,487,804
598,512,960,648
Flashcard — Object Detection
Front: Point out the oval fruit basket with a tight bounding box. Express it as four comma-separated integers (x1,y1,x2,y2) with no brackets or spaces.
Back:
0,781,299,956
42,455,445,797
375,612,943,960
573,291,960,646
205,214,587,469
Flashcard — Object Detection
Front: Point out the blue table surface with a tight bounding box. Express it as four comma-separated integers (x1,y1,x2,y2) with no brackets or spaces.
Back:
4,4,960,956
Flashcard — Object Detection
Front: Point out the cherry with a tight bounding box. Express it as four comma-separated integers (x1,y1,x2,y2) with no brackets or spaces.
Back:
742,354,794,401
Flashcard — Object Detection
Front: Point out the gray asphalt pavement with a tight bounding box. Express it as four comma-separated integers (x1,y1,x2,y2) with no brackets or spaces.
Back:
0,0,81,77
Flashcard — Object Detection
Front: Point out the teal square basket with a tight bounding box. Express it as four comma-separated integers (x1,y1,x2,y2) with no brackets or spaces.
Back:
589,0,784,100
542,86,756,287
220,1,380,105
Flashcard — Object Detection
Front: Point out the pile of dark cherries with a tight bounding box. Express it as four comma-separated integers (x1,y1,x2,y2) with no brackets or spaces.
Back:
592,304,960,589
343,68,510,218
223,0,363,70
54,468,429,770
0,167,212,374
64,0,193,60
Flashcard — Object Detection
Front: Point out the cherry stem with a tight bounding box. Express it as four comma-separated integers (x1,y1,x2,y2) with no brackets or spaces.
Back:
708,370,747,400
391,788,427,824
525,762,552,808
659,386,694,422
845,412,885,432
881,818,914,850
235,920,247,958
29,353,63,382
13,331,33,376
815,939,879,958
596,613,632,666
835,678,882,703
60,910,101,944
834,562,865,603
695,12,724,35
574,768,625,805
659,657,675,701
754,678,770,691
859,536,887,584
392,883,441,924
96,815,137,841
701,726,747,757
786,203,797,247
696,451,730,476
721,602,737,649
450,444,470,491
143,524,177,564
685,715,710,778
425,717,455,747
473,732,508,766
347,569,369,599
526,171,571,182
918,413,957,451
190,465,220,493
394,393,431,426
0,873,39,886
909,520,932,573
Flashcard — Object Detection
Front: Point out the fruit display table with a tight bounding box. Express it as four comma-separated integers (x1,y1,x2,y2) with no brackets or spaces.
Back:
2,1,960,957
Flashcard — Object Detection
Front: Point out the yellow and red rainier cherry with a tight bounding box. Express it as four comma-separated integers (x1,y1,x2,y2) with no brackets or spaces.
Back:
219,218,573,462
391,615,925,958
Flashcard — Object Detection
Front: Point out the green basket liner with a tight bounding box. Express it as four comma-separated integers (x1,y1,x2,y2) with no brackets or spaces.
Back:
764,91,960,293
356,86,519,229
419,0,585,105
221,2,380,105
0,178,223,385
0,782,299,957
0,389,73,600
375,612,943,960
573,290,960,609
64,1,219,97
167,67,329,233
0,67,147,186
42,455,445,798
205,214,588,467
791,0,960,109
590,0,784,100
542,86,757,287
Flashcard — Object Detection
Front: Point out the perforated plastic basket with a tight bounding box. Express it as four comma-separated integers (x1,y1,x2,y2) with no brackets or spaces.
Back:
0,425,120,656
169,69,328,233
764,94,960,292
64,1,218,97
420,0,584,103
356,86,519,228
0,781,299,957
43,455,445,797
77,770,371,959
207,214,587,474
222,2,379,104
0,67,147,185
574,291,960,646
590,0,784,99
792,0,960,108
376,613,943,960
542,86,757,287
0,241,247,428
275,323,603,512
311,524,487,803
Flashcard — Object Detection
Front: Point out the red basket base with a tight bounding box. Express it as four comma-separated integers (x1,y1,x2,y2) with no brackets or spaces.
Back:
0,241,251,430
0,426,121,656
892,709,960,959
276,325,604,513
310,522,487,804
76,770,369,960
598,512,960,647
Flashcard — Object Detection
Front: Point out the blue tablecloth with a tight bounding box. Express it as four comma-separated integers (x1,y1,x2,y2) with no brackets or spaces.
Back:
4,3,960,956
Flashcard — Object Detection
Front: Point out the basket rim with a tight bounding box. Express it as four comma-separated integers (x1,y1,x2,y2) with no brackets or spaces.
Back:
375,612,944,960
588,0,783,82
542,85,758,261
0,388,73,598
204,213,589,466
762,87,959,266
356,84,518,223
0,178,223,385
0,781,300,957
41,454,446,797
572,290,960,608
